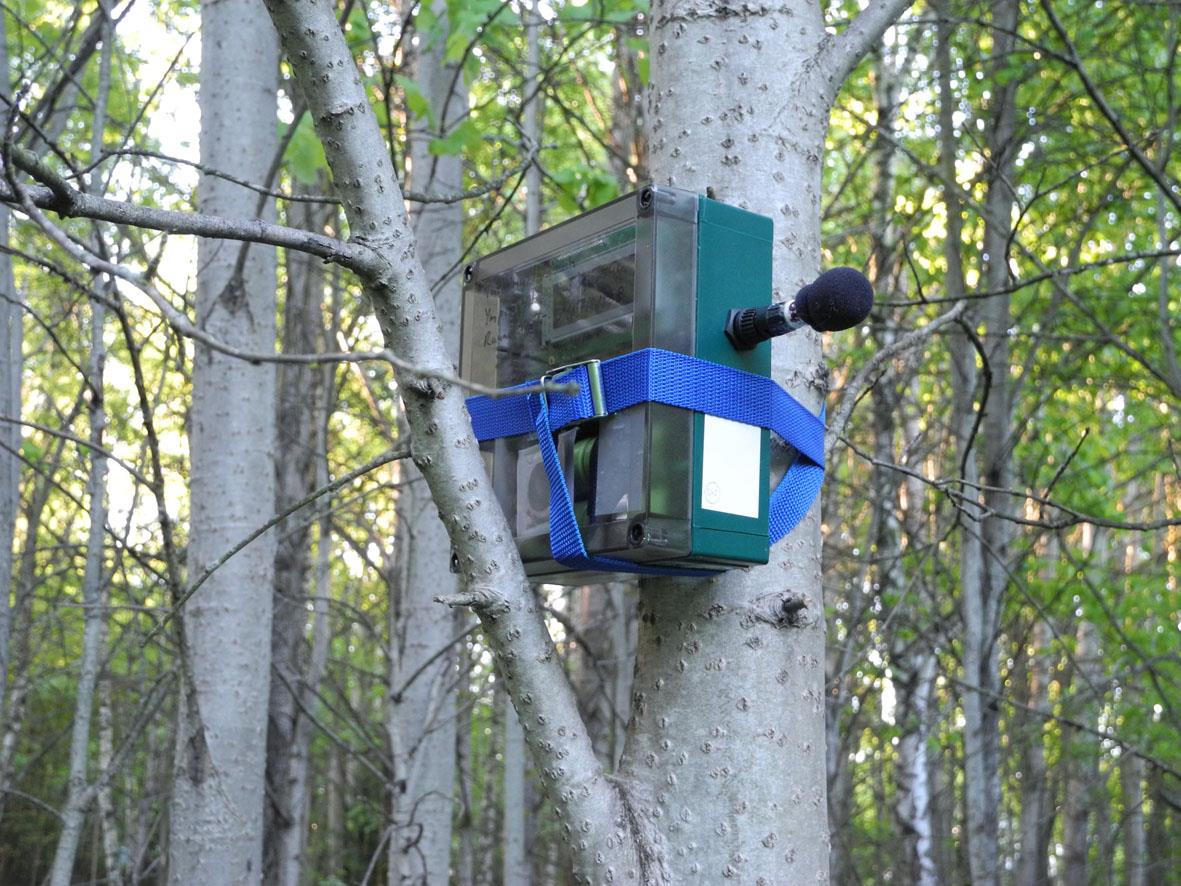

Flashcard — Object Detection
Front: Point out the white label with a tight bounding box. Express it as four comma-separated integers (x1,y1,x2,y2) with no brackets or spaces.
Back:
700,415,760,519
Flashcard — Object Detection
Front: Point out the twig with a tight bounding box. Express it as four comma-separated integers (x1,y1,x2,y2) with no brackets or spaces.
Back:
826,300,966,459
0,415,150,485
144,446,410,644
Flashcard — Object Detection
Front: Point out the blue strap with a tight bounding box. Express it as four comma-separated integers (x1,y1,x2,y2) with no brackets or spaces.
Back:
467,348,826,575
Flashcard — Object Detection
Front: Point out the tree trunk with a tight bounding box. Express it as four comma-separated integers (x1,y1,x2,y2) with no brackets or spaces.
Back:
1017,616,1051,886
279,452,332,885
619,2,908,880
1122,733,1148,886
455,658,477,886
387,4,466,881
0,394,81,823
1063,529,1107,886
264,188,329,885
170,0,279,880
969,0,1020,878
263,0,907,879
503,688,530,886
0,2,22,728
1145,764,1173,886
608,19,646,188
893,652,938,886
503,13,542,877
49,14,116,879
48,296,110,886
934,1,1018,880
96,678,123,885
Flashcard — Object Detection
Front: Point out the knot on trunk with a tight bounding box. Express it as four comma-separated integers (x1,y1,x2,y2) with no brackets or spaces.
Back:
435,586,510,616
741,591,813,629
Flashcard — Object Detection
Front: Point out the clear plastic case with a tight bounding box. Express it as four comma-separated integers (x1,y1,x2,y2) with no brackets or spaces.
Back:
460,186,771,579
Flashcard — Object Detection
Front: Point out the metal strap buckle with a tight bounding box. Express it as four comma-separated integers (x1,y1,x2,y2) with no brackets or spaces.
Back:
540,358,606,421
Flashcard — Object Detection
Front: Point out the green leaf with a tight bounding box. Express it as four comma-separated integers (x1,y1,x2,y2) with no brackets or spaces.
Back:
415,2,441,51
284,116,326,186
428,118,480,156
444,28,471,64
394,75,433,124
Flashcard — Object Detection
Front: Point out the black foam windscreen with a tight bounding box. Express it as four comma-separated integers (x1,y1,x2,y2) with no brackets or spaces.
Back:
793,267,874,332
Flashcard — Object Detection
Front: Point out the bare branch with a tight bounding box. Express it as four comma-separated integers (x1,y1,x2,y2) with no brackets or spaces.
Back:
0,415,150,485
817,0,915,101
146,446,409,644
79,145,538,207
826,300,966,459
1038,0,1181,218
3,145,374,270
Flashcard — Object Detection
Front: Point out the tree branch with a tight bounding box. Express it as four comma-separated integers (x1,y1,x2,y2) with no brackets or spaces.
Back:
817,0,915,101
2,145,375,271
0,415,150,485
826,300,966,460
1038,0,1181,218
144,446,408,650
260,1,641,879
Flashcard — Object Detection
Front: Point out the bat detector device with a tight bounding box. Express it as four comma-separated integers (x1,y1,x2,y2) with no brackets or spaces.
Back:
460,186,872,582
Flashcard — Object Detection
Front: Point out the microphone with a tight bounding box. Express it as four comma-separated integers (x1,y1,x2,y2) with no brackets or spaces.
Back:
724,267,873,351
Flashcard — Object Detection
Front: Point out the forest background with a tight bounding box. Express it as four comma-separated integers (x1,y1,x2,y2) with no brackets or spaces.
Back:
0,0,1177,883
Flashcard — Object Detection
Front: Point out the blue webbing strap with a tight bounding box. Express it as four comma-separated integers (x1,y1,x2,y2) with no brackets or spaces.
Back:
466,348,826,575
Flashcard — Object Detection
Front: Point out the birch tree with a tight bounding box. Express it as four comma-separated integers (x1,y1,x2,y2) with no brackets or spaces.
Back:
0,9,19,721
170,0,279,879
264,190,333,885
622,1,910,880
386,3,467,880
47,7,116,880
5,0,1180,880
260,0,910,879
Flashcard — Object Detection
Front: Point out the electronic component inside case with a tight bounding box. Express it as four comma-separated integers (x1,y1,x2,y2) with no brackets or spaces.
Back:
460,186,777,580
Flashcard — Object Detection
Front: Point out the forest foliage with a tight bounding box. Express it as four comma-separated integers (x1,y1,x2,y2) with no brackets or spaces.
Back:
0,0,1177,883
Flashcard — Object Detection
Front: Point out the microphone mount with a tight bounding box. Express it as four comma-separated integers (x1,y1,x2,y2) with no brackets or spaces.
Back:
724,266,874,351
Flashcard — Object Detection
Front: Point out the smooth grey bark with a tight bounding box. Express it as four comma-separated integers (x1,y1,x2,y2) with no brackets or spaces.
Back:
623,1,910,881
455,654,477,886
969,2,1020,880
934,2,1017,881
1062,620,1100,882
503,16,541,877
1122,725,1148,886
388,4,465,881
827,592,868,882
48,14,116,877
47,292,108,886
325,735,344,875
264,191,331,886
277,435,332,885
1017,616,1051,886
0,0,21,723
1063,529,1107,886
170,0,279,881
503,688,529,886
865,40,939,886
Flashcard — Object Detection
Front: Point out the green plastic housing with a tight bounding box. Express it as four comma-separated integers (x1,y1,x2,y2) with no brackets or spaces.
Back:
459,186,773,581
